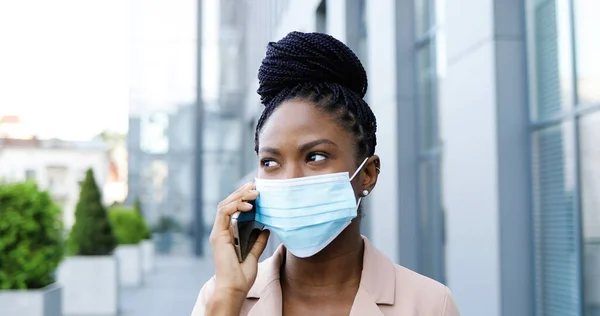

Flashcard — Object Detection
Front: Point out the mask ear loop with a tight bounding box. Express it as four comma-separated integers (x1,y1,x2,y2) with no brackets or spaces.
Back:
356,197,363,210
350,157,370,209
350,157,370,181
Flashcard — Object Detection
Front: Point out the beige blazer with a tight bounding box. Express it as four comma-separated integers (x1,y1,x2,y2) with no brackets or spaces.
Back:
192,237,460,315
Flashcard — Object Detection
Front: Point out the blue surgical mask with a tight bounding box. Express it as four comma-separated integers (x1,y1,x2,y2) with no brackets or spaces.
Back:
255,158,369,258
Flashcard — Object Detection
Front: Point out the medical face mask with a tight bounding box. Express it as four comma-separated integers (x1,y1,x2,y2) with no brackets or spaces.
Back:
254,158,369,258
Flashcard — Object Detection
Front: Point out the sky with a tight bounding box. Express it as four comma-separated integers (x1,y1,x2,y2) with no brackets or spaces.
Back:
0,0,219,141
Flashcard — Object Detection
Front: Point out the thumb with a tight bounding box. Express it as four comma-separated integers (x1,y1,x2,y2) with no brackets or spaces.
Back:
248,229,270,261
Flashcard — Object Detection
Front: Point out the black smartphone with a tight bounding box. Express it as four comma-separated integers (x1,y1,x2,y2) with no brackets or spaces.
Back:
229,200,265,262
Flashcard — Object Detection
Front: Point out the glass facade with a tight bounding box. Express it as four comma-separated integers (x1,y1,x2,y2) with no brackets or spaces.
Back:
528,0,600,314
573,0,600,105
414,0,446,284
580,111,600,316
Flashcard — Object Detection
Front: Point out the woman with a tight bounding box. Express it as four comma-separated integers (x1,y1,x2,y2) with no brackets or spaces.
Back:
192,31,460,316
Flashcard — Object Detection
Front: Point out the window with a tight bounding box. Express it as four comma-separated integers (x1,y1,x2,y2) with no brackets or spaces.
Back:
527,0,600,314
46,166,68,196
414,0,446,284
25,169,36,181
573,0,600,105
531,123,579,315
530,0,574,121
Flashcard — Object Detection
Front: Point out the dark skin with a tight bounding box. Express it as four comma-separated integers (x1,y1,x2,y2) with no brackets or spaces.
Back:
257,99,380,316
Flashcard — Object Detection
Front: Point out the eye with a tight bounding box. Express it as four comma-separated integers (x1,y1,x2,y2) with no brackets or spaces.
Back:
261,159,280,169
307,153,328,163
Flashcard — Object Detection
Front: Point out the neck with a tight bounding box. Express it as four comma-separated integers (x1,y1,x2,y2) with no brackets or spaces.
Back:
281,221,364,293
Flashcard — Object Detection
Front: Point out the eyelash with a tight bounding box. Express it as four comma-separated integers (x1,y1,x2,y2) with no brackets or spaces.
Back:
260,152,329,169
261,159,278,168
307,152,328,163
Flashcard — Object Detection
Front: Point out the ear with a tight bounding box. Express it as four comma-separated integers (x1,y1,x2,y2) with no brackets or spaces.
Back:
361,155,380,194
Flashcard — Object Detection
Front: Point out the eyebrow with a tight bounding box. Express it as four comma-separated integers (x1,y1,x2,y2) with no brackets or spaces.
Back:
258,147,281,155
258,139,338,155
298,138,338,152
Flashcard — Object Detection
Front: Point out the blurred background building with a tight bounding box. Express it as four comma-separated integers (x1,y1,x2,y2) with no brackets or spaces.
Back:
125,0,199,254
0,116,126,228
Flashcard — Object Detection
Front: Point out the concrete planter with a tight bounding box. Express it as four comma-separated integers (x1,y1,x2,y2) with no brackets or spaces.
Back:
141,239,155,274
115,244,143,287
58,255,118,316
0,283,62,316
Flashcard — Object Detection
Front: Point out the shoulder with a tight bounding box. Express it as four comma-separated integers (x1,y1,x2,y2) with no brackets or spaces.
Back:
391,264,460,315
392,264,446,295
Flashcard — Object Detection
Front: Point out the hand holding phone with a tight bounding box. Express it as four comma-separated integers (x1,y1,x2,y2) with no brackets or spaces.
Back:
208,183,270,306
229,199,265,262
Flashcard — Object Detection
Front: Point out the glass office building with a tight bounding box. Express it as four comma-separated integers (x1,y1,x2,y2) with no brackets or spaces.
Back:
214,0,599,315
528,0,600,315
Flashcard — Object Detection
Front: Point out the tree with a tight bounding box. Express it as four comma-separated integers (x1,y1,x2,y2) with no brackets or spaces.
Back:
97,130,126,145
0,182,64,289
68,169,116,255
108,207,146,245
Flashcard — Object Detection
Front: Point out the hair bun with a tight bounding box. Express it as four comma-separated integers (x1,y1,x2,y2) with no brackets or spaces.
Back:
257,31,368,105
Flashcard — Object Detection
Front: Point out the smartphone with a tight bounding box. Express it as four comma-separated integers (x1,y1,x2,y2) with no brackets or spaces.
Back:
229,200,265,262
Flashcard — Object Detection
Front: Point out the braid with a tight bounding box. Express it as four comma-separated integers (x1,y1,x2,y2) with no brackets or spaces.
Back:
254,31,377,161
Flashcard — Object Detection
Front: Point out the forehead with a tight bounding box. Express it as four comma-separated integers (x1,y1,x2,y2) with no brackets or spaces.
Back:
258,100,353,151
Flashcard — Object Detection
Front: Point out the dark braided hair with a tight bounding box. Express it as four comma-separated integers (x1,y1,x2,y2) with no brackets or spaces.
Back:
254,31,377,162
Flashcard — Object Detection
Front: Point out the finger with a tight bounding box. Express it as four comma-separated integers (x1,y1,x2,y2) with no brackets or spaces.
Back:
211,182,253,237
212,186,258,234
220,182,254,206
246,230,270,262
213,200,254,232
240,189,259,202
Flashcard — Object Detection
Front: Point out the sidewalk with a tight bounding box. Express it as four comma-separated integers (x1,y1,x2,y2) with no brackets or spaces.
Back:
119,254,214,316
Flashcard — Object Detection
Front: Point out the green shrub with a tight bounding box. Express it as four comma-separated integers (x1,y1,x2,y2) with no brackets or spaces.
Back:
108,207,146,245
68,169,117,256
134,198,151,240
0,182,64,290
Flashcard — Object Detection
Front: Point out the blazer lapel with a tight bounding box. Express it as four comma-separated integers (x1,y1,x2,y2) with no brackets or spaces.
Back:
349,287,385,316
349,237,396,315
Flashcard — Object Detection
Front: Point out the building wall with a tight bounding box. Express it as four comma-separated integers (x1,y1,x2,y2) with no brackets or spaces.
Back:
364,0,403,267
441,0,532,314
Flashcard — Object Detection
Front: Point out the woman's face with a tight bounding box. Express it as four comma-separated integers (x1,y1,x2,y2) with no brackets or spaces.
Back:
257,99,378,196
